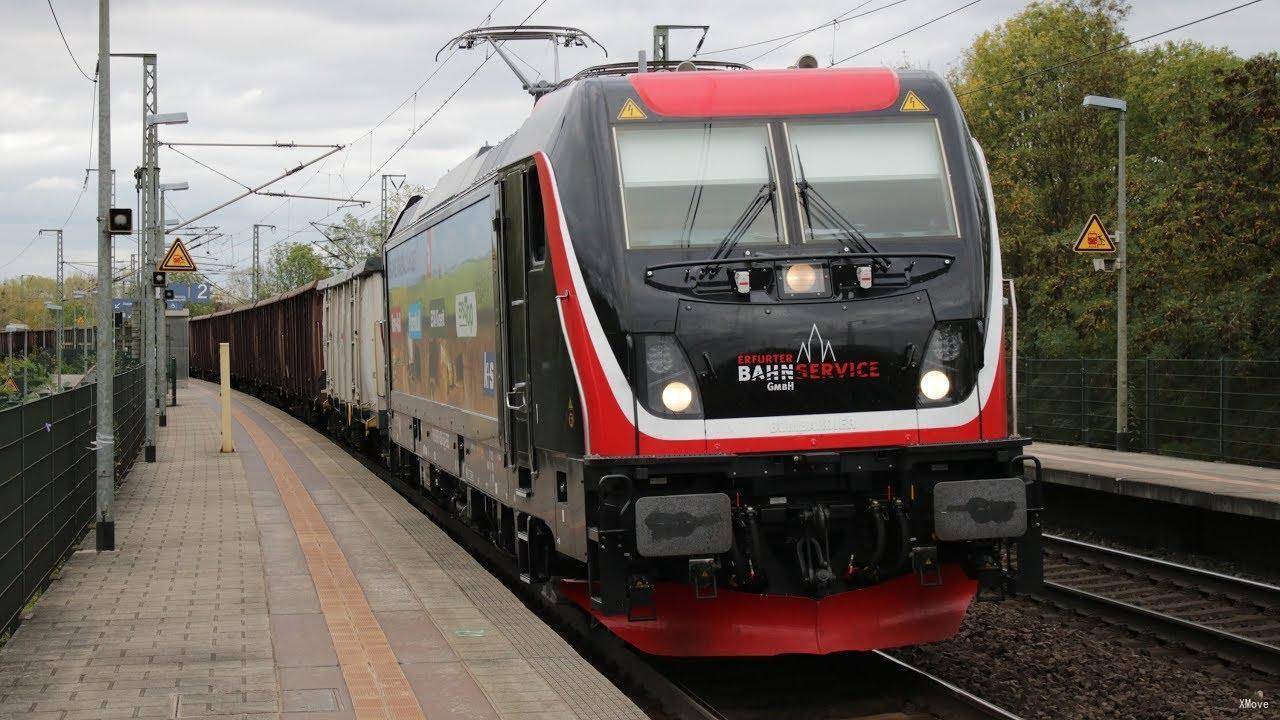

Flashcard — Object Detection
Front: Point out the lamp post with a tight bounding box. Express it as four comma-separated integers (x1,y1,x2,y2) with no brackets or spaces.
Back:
72,290,87,370
44,302,63,391
252,224,275,300
1083,94,1128,451
38,229,64,389
140,104,187,462
157,180,188,425
95,0,115,551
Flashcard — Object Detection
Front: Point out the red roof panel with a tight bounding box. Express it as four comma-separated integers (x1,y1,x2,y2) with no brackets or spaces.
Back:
628,67,901,117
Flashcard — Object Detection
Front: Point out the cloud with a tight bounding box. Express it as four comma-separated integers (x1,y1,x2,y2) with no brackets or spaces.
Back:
1,0,1275,282
24,176,81,191
233,88,265,108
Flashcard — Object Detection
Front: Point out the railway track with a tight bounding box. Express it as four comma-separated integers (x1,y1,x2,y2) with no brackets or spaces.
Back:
321,417,1026,719
1038,533,1280,675
662,649,1024,720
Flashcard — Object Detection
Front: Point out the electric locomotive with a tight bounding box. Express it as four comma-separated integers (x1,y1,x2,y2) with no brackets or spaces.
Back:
383,50,1040,657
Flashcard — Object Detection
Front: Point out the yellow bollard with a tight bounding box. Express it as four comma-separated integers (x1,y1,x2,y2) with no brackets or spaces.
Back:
219,342,234,453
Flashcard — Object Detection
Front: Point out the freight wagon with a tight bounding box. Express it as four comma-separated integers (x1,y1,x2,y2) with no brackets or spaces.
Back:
188,282,323,413
317,257,389,445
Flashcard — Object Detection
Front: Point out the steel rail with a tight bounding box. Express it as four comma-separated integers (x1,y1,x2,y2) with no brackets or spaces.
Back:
1043,534,1280,599
874,651,1027,720
1038,534,1280,674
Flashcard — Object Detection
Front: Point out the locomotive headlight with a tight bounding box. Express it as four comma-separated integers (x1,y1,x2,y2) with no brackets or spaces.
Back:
917,321,976,407
779,262,829,299
639,335,703,418
919,370,951,401
785,263,819,292
661,381,693,413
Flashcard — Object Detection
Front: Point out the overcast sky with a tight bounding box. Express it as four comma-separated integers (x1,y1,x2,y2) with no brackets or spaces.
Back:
1,0,1275,290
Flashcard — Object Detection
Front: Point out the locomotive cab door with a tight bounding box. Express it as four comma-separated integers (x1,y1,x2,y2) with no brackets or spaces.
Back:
498,169,537,494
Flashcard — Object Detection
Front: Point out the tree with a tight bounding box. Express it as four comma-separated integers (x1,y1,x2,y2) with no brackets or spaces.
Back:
314,183,427,268
261,242,330,298
952,0,1279,360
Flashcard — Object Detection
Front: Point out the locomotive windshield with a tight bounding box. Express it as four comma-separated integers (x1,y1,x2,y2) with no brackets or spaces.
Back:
616,123,782,248
788,118,958,240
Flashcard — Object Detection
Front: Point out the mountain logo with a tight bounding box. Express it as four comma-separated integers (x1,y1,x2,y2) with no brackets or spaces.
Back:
796,324,837,363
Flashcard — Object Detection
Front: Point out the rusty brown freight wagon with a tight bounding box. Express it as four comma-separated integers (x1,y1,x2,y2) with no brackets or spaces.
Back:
189,283,323,411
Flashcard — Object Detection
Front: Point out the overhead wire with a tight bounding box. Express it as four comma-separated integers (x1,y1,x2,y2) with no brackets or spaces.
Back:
269,0,551,248
350,0,551,199
167,146,253,191
696,0,907,58
955,0,1268,96
1,75,96,275
228,0,516,256
831,0,984,65
46,0,95,82
744,0,907,65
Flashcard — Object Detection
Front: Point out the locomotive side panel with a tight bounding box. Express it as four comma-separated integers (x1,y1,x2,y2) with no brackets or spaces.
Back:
386,191,502,481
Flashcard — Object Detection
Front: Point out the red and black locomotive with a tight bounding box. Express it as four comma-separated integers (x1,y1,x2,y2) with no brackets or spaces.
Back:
381,59,1041,656
195,47,1042,658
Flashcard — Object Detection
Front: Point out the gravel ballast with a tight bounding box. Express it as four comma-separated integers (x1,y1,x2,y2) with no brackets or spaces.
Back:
899,598,1280,719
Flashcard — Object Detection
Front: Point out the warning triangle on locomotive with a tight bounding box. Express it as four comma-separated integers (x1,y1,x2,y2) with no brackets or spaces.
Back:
189,25,1042,658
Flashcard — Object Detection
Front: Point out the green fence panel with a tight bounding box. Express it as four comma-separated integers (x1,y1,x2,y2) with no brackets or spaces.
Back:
0,367,143,636
1019,358,1280,468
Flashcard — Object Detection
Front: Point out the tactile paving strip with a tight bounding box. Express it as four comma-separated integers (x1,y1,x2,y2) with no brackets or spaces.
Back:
235,408,427,720
239,393,648,720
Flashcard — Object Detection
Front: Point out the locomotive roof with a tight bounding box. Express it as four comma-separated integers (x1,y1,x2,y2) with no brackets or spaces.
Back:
401,67,948,234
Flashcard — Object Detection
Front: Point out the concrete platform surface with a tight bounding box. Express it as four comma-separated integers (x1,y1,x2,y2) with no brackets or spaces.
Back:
1027,441,1280,520
0,381,645,720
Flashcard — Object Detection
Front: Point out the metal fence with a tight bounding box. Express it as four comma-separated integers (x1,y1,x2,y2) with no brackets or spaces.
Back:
1018,358,1280,467
0,365,145,637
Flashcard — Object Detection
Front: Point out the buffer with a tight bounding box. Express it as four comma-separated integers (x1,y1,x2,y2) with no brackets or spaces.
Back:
159,238,198,272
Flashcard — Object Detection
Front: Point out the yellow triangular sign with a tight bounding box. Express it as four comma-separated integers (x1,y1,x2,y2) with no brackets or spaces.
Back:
1073,214,1116,254
159,238,197,271
2,377,16,393
900,90,930,112
617,98,648,120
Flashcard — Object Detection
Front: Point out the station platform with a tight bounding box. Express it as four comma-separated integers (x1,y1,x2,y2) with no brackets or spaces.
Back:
1027,441,1280,520
0,382,645,720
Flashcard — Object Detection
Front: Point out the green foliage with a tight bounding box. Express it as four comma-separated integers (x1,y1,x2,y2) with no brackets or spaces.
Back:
322,183,428,266
262,242,331,298
0,274,96,329
0,354,51,402
954,0,1279,360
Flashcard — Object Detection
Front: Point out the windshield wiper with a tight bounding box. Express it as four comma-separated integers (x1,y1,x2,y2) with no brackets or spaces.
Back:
794,150,890,272
696,146,778,279
696,180,776,280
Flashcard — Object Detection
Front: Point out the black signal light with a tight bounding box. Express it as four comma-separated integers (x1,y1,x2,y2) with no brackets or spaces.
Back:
107,208,133,234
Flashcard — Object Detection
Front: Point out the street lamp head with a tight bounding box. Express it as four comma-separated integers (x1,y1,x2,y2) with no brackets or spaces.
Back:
146,111,189,126
159,181,189,192
1083,95,1127,112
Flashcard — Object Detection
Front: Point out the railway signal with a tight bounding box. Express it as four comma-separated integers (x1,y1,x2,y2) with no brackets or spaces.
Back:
107,207,133,234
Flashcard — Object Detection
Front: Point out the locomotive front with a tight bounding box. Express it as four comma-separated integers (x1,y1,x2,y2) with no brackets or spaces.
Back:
544,67,1041,656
